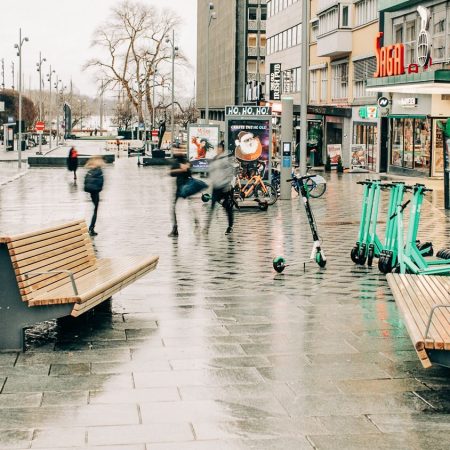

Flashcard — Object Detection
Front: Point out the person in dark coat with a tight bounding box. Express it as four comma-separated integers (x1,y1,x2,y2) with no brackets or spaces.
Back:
84,156,105,236
67,147,79,181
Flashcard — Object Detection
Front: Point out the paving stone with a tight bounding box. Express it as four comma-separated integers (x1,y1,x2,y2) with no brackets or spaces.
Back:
89,387,180,404
0,393,42,408
0,429,32,449
31,427,86,448
41,391,89,407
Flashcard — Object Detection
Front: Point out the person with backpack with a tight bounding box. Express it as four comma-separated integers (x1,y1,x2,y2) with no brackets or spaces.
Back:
84,156,105,236
204,141,235,235
67,147,79,181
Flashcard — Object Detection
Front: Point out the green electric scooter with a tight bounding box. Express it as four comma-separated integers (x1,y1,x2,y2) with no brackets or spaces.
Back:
394,184,450,275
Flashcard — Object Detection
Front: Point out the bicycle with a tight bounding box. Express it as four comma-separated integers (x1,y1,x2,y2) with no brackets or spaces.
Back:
272,166,326,198
233,160,277,206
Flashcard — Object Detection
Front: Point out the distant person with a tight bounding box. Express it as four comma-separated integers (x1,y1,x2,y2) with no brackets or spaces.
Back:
94,128,98,136
84,156,105,236
205,141,235,235
67,147,79,181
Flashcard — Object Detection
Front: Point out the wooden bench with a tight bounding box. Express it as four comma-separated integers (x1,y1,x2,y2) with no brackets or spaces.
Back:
386,274,450,369
0,220,159,350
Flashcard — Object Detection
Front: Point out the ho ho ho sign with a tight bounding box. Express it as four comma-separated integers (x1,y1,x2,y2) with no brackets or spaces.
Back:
225,105,272,116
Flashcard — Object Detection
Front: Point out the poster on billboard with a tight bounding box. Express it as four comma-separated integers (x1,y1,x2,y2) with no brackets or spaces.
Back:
327,144,342,165
187,124,220,171
227,119,271,180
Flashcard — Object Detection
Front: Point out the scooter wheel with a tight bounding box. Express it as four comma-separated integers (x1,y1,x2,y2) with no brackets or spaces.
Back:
273,256,286,273
367,245,374,267
316,252,327,268
358,244,367,265
378,256,390,274
350,246,359,264
201,193,211,203
417,241,433,257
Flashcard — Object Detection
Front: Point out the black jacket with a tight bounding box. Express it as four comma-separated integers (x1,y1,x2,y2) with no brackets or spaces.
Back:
84,168,104,193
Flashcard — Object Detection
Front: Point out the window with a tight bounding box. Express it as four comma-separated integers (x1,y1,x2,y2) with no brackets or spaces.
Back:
393,20,403,44
261,6,267,21
260,35,266,48
332,61,348,100
353,57,377,99
310,69,318,102
405,19,417,65
340,4,350,28
311,19,319,43
432,7,446,61
320,67,328,101
287,28,292,47
248,7,257,21
319,7,338,36
248,34,257,48
355,0,377,27
282,30,287,49
292,25,298,46
247,60,257,73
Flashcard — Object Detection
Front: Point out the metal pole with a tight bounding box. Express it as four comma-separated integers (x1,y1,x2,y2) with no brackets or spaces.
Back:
18,29,23,169
100,79,104,136
38,52,44,155
280,97,293,200
171,29,175,155
299,0,309,176
152,70,156,130
48,66,52,150
206,12,209,124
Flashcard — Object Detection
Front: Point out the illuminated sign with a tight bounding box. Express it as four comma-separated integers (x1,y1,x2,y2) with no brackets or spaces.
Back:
374,32,405,78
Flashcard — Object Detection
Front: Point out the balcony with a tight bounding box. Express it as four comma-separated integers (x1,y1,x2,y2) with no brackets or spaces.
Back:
316,29,352,57
248,20,266,31
247,47,266,57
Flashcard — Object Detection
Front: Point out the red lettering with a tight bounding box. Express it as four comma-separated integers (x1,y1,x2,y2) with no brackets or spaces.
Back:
374,32,383,77
374,32,405,78
393,44,405,75
386,45,394,76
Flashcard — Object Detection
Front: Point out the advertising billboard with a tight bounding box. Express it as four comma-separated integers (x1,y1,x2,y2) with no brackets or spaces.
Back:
187,124,220,171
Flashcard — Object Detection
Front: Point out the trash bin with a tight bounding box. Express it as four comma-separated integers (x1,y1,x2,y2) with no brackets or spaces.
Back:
20,140,26,151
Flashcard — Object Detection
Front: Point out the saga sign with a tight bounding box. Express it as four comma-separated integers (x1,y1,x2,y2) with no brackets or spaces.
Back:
374,32,405,78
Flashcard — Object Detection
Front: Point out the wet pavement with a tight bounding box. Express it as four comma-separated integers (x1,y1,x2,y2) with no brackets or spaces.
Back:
0,140,449,449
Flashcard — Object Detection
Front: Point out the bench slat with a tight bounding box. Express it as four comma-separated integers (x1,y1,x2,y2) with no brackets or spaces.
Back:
400,275,447,350
412,276,450,350
387,275,432,368
27,256,159,307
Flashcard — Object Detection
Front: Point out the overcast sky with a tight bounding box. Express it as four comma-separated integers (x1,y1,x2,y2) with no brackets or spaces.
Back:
0,0,197,100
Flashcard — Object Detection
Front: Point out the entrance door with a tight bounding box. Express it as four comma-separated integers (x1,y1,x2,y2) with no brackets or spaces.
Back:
432,119,445,176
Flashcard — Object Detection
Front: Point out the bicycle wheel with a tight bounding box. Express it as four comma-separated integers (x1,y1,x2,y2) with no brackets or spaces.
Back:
255,183,277,205
306,178,326,198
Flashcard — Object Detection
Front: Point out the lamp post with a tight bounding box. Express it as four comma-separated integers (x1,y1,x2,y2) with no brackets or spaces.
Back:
205,2,216,124
14,28,29,169
152,69,157,130
36,52,46,155
166,30,178,156
299,0,309,176
46,66,55,149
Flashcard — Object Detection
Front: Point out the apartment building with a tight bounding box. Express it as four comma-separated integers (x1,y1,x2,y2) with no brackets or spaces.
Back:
196,0,267,130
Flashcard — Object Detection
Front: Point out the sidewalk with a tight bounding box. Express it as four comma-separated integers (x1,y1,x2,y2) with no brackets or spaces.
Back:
0,159,449,449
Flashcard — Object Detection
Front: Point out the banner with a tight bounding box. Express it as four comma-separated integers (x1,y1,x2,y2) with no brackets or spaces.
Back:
187,124,219,170
327,144,342,164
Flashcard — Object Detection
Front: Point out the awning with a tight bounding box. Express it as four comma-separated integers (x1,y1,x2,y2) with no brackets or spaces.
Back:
366,70,450,95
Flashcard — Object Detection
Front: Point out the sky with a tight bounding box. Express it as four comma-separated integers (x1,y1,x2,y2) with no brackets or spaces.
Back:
0,0,197,101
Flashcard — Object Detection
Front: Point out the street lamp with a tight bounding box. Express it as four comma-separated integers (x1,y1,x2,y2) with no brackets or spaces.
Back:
205,2,216,124
165,30,178,156
36,52,46,155
14,28,29,169
152,69,158,130
47,66,55,149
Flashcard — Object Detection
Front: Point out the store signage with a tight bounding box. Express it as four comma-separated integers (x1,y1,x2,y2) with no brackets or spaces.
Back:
378,97,389,108
417,6,431,67
358,106,378,119
399,97,418,108
374,32,405,78
225,105,272,116
269,63,281,101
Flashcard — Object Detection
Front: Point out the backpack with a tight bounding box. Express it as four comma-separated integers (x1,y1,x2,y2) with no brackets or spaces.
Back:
84,168,104,193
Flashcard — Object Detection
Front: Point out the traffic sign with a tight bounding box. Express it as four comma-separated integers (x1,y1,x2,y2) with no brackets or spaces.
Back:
35,121,45,132
378,97,389,108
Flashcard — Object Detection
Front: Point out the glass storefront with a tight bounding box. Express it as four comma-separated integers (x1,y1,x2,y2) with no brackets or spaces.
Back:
390,117,431,173
353,123,378,171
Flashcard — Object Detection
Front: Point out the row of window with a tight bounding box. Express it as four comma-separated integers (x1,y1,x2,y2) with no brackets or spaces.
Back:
248,5,267,21
318,4,351,36
355,0,378,27
267,0,299,18
393,2,450,63
266,24,301,55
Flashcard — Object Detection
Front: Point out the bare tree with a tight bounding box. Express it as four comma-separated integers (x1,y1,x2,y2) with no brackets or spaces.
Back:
111,99,134,130
85,1,186,126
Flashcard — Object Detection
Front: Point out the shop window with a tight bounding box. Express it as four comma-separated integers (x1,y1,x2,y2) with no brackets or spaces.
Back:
354,123,378,171
413,119,431,172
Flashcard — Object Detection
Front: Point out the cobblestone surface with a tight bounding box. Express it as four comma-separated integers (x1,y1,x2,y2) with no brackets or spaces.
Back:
0,141,449,449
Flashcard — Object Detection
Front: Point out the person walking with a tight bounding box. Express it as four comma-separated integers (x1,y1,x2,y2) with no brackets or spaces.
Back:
168,151,199,237
205,142,235,235
67,147,79,181
84,156,105,236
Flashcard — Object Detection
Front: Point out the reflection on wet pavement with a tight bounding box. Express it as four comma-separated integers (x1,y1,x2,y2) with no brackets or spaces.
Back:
0,144,449,449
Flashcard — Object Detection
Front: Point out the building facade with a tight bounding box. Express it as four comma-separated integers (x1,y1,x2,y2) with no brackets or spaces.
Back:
367,0,450,178
196,0,267,130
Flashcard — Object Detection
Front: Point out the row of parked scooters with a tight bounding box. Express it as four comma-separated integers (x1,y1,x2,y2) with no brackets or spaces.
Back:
351,180,450,275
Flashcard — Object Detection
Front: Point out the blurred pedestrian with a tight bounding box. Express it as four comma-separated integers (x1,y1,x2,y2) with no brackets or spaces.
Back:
205,141,234,235
67,147,79,181
84,156,105,236
168,151,199,237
